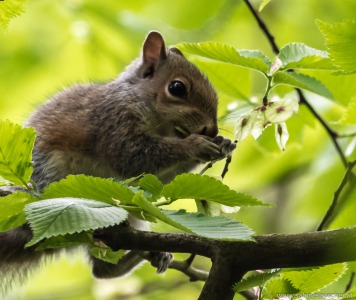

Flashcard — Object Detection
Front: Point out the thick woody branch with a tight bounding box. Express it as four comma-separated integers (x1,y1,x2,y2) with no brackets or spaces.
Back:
98,226,356,300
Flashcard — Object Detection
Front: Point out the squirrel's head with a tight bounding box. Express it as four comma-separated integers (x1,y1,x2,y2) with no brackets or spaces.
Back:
129,31,219,139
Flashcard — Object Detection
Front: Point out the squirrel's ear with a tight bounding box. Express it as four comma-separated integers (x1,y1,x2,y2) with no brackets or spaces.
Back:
141,31,167,77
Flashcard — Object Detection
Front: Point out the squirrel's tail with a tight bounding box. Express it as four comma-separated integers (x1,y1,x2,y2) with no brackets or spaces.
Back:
0,224,56,295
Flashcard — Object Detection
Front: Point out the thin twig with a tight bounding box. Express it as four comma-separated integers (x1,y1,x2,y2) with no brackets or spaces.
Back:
296,89,348,168
221,154,233,179
242,0,349,169
317,160,356,231
242,0,279,54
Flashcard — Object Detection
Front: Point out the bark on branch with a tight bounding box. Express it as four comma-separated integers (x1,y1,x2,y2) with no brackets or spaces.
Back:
96,225,356,300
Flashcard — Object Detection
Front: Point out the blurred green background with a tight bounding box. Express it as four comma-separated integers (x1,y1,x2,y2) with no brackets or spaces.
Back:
1,0,356,299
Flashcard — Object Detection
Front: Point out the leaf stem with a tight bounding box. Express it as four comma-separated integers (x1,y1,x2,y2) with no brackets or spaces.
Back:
316,160,356,231
262,76,273,106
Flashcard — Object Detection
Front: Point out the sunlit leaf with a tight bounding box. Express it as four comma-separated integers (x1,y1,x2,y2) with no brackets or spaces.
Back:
234,270,281,292
273,72,334,99
0,120,36,187
259,0,272,12
0,0,29,29
278,43,335,71
42,175,135,205
132,192,254,240
139,174,164,200
161,174,268,206
188,58,251,101
176,42,271,74
317,19,356,74
25,198,129,246
0,192,37,232
35,232,93,251
282,263,348,293
89,246,125,265
262,277,299,298
339,97,356,125
163,209,254,241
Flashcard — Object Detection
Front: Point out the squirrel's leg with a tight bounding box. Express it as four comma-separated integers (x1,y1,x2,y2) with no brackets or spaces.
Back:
92,224,173,278
91,251,172,278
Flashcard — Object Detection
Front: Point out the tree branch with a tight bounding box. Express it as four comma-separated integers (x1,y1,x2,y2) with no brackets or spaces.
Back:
317,160,356,231
97,225,356,300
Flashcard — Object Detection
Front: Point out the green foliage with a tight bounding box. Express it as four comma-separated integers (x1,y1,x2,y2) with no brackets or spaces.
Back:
277,43,334,71
258,0,272,12
35,232,93,251
42,175,135,205
161,173,267,206
0,191,37,232
234,270,281,292
139,174,164,200
89,247,125,265
25,198,129,247
176,42,271,74
273,72,333,99
234,264,348,298
163,209,254,240
1,1,356,297
281,263,348,294
262,277,299,298
0,0,28,29
0,120,35,187
317,19,356,74
339,97,356,125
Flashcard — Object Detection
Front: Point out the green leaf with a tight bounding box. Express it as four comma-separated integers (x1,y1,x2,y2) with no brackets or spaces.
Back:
259,0,272,12
138,174,164,200
0,192,37,232
188,58,251,101
42,175,135,205
163,210,255,241
0,120,36,187
317,19,356,74
25,198,129,247
176,42,271,74
339,97,356,125
282,263,348,293
0,0,28,29
262,277,299,298
132,191,189,231
273,72,334,99
234,270,281,292
278,43,335,71
35,232,94,251
161,174,269,207
89,246,125,265
132,192,254,240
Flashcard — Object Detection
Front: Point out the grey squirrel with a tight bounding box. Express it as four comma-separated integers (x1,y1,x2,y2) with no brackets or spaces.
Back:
0,31,235,287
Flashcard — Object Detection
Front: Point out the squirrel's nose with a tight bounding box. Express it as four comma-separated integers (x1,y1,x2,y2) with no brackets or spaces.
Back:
199,124,218,138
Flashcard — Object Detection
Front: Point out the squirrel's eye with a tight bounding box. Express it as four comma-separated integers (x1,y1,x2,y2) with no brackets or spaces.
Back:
168,81,186,98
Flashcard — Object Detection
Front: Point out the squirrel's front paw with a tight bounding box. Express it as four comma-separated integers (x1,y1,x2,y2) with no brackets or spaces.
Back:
186,134,221,162
213,135,236,158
